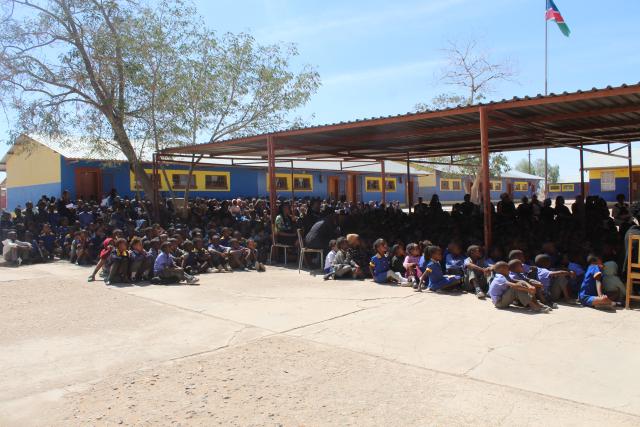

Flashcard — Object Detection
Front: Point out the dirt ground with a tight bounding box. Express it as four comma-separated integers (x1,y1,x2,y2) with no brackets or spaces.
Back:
2,261,640,426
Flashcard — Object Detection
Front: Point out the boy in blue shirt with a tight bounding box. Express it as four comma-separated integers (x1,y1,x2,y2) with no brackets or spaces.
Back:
489,261,549,312
579,255,616,310
535,254,576,304
445,242,465,276
369,238,409,286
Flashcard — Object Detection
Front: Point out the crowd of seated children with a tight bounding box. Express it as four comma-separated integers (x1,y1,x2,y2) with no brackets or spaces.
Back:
2,189,639,311
321,233,627,312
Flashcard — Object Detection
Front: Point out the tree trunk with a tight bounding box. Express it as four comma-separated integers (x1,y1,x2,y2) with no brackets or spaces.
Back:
111,123,155,200
183,155,204,219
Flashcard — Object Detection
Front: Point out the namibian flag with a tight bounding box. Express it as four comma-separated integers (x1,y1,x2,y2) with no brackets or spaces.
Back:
546,0,571,37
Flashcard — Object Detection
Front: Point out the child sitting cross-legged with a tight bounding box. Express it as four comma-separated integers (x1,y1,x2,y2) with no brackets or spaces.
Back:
369,238,410,286
403,243,422,286
445,242,465,276
328,237,358,280
463,245,492,299
153,241,199,285
323,239,338,280
424,245,462,292
489,261,551,313
508,259,556,309
579,255,617,310
390,244,406,278
105,238,130,286
535,254,577,305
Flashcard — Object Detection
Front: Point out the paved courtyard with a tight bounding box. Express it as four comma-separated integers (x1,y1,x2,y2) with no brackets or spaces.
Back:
2,261,640,426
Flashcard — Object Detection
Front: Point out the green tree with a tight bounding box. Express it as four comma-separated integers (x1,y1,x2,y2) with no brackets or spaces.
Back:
515,158,560,183
0,0,320,204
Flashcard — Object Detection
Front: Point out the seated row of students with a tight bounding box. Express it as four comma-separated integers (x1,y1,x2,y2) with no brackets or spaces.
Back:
323,235,623,312
83,228,265,285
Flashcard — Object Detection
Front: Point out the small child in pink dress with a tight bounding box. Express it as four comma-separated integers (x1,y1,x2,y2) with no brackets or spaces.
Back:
403,243,423,285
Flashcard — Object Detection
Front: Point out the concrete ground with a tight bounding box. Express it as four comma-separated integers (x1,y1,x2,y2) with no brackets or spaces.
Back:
1,261,640,426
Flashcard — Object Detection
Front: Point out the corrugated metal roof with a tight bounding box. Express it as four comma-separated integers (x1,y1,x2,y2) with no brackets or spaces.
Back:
0,134,154,165
582,144,640,170
161,82,640,162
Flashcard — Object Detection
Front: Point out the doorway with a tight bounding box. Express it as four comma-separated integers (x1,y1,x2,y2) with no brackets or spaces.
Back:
328,176,340,200
75,167,102,202
346,174,358,203
633,172,640,202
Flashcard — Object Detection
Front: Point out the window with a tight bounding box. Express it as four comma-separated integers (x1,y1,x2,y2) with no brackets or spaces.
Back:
601,171,616,191
205,174,229,191
275,177,289,190
365,177,381,192
172,173,196,189
385,179,397,191
562,183,575,192
514,181,528,192
489,181,502,192
364,177,397,192
440,178,461,191
293,176,312,191
266,173,313,191
548,184,562,192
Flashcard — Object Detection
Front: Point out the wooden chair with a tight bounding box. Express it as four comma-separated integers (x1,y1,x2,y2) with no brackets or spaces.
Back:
297,228,323,274
625,235,640,309
268,232,294,265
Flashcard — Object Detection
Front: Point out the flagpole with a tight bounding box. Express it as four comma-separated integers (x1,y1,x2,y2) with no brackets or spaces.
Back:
544,4,549,198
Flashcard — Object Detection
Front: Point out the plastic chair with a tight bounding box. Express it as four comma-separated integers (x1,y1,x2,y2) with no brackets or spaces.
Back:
268,232,294,265
625,235,640,309
297,228,323,273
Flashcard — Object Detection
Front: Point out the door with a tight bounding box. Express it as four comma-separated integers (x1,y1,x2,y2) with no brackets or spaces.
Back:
506,181,513,197
75,167,102,202
633,172,640,202
327,176,340,200
346,174,358,203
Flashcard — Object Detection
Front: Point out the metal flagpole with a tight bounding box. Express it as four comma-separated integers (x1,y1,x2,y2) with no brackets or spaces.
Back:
544,2,549,198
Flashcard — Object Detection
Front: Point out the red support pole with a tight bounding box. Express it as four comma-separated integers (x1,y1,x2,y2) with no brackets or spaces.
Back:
580,143,585,198
629,142,633,202
380,160,386,206
406,154,412,213
479,107,492,249
267,135,277,228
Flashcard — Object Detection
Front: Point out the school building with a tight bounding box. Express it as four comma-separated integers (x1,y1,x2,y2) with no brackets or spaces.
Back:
546,146,640,203
0,134,546,210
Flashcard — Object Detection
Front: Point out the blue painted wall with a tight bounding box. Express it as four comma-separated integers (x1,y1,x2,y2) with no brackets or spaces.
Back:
589,177,629,202
358,174,406,203
418,172,540,203
7,182,62,210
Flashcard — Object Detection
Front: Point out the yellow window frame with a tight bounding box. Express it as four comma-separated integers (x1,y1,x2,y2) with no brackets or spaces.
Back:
548,184,562,192
130,169,231,192
266,173,314,192
561,183,575,192
364,177,397,192
489,180,502,191
204,172,231,191
440,178,462,191
514,181,528,192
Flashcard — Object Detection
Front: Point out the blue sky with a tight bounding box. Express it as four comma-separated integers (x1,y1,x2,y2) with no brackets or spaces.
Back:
2,0,640,181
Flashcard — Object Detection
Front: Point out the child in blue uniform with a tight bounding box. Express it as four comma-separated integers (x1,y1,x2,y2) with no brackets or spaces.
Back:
579,255,616,310
445,242,465,276
369,238,409,286
489,261,549,312
425,246,462,292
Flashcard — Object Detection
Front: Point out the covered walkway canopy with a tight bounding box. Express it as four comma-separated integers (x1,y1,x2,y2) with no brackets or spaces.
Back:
160,83,640,247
